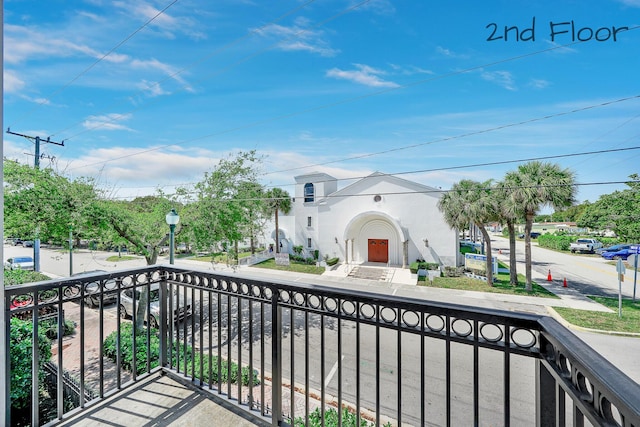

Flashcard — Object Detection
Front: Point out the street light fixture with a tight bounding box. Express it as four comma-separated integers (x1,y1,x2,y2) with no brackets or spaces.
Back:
165,209,180,265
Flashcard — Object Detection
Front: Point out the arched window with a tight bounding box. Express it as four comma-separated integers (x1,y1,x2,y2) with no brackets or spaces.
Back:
304,183,315,202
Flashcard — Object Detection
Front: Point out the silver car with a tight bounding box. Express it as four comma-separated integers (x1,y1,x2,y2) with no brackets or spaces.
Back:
4,256,35,270
72,270,118,308
118,284,192,328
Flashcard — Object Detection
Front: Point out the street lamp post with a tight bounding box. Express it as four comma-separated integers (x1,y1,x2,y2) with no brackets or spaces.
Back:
165,209,180,265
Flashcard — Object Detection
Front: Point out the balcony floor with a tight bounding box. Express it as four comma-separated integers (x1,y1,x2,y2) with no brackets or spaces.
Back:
55,372,268,427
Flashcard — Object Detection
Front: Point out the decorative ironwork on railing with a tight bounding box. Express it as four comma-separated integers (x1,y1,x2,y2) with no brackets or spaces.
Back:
2,266,640,427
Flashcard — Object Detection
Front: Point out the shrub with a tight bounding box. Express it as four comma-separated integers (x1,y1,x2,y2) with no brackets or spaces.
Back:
313,249,319,260
326,257,339,266
294,407,392,427
40,318,76,339
537,234,574,251
4,269,50,286
10,317,52,411
290,255,317,265
103,324,259,385
409,261,440,274
292,245,304,256
443,266,463,277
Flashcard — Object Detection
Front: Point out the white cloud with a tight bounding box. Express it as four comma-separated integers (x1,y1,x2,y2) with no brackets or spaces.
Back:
137,79,170,97
326,64,400,88
355,0,396,15
436,46,469,59
82,113,134,132
389,64,434,76
528,79,551,90
252,22,339,57
112,1,205,40
481,70,516,91
3,70,25,93
130,58,194,92
618,0,640,6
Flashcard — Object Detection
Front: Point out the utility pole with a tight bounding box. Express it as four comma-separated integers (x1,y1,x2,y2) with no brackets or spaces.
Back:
5,129,64,272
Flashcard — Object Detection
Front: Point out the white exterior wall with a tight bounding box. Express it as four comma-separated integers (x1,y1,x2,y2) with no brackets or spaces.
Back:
265,172,458,268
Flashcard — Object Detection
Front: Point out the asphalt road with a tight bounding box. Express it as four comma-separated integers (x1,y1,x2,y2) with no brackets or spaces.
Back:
490,235,639,299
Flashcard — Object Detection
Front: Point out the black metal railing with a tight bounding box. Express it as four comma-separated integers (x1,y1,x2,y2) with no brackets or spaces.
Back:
3,265,640,426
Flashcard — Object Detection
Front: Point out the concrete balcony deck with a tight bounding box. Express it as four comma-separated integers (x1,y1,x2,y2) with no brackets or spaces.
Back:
56,373,266,427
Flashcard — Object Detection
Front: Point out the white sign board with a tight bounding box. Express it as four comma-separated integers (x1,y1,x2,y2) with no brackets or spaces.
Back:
464,253,498,274
275,253,290,266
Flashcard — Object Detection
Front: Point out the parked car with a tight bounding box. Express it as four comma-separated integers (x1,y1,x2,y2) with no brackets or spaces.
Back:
119,284,192,328
4,256,35,270
569,238,603,254
517,232,541,239
595,243,631,255
601,248,637,260
13,239,34,247
72,270,117,308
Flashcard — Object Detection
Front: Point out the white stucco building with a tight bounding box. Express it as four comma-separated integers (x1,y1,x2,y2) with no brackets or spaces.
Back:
269,172,459,268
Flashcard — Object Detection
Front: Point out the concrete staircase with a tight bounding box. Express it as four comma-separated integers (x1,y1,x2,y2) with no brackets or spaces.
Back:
347,266,390,281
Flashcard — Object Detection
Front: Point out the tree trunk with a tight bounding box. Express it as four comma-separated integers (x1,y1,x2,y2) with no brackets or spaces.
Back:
274,207,280,254
480,226,494,286
507,221,518,286
524,211,534,291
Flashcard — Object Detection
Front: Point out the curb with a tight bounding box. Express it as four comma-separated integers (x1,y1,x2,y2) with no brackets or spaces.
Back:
546,306,640,338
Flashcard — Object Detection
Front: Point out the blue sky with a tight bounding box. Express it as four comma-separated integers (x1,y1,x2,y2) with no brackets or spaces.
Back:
3,0,640,207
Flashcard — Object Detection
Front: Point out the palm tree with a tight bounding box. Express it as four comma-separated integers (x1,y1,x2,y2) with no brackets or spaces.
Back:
495,179,524,286
264,188,292,254
504,161,576,291
438,179,500,285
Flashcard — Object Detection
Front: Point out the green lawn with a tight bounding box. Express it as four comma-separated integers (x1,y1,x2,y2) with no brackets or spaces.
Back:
421,270,558,298
105,255,139,262
250,258,324,275
553,297,640,334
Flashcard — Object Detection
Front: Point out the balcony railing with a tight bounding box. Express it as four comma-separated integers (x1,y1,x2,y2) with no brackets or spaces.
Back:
3,265,640,426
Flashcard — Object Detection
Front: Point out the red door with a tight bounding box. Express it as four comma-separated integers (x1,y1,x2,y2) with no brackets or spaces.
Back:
368,239,389,263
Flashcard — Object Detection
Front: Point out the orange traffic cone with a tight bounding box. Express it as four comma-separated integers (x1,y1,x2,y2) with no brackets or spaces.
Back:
547,269,552,281
563,278,568,288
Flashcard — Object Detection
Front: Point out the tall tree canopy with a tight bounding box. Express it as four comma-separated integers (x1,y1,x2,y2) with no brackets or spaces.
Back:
578,174,640,241
186,151,264,258
4,158,99,244
90,195,181,265
264,187,292,254
438,179,500,285
504,161,576,291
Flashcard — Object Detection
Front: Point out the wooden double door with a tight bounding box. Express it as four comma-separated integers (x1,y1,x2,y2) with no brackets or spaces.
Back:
368,239,389,263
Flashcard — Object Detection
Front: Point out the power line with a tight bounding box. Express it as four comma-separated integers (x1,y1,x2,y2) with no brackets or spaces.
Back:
63,24,640,172
66,92,640,175
104,144,640,194
103,179,639,202
267,95,640,175
9,0,181,128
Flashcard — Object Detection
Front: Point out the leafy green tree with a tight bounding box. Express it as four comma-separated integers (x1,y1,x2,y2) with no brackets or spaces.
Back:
550,202,590,223
438,180,500,285
504,161,576,291
90,195,180,265
264,187,292,254
3,158,99,245
187,151,264,259
578,175,640,241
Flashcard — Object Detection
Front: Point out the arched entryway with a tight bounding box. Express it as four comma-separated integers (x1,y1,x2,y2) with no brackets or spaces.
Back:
343,211,407,266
